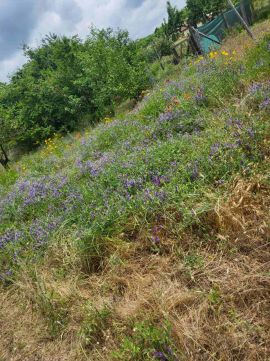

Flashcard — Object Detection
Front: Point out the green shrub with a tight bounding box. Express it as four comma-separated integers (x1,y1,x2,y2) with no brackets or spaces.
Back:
80,302,112,349
112,321,179,361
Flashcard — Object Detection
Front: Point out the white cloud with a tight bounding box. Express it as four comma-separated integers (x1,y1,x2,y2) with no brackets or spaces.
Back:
0,52,26,81
0,0,186,82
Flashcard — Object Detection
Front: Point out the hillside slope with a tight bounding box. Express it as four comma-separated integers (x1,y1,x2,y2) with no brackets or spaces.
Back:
0,22,270,361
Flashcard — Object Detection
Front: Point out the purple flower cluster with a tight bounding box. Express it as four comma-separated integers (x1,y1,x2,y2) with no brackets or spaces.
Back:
0,269,13,282
226,118,244,129
76,153,114,177
77,159,100,177
154,190,167,202
248,82,263,94
210,142,238,160
124,177,144,191
158,110,181,123
194,88,207,105
153,348,178,361
210,143,222,157
0,216,62,253
142,188,167,203
165,80,186,91
153,351,168,361
151,225,161,244
259,97,270,109
62,192,83,213
150,174,170,187
163,90,173,101
0,229,25,249
29,217,62,248
0,175,68,210
254,60,265,69
190,161,199,181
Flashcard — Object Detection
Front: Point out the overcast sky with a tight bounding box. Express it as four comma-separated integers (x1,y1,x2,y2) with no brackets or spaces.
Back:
0,0,186,82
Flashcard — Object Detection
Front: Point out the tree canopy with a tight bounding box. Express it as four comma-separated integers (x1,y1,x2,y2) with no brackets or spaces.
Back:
186,0,235,25
0,29,150,150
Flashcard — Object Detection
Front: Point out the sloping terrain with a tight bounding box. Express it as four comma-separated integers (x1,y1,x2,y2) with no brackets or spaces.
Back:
0,22,270,361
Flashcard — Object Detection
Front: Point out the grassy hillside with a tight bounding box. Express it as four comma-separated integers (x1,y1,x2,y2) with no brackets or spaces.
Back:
0,22,270,361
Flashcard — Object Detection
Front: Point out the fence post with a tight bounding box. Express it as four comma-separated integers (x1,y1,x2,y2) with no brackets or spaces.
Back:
189,26,203,54
227,0,256,41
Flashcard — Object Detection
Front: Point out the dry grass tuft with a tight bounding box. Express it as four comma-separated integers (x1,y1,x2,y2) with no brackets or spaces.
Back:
222,19,270,58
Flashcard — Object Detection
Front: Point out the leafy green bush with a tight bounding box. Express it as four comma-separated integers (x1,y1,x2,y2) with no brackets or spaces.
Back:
0,29,151,150
0,35,93,148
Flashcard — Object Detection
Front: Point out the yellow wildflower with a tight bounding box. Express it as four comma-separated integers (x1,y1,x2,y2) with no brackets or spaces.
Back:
104,117,112,124
209,51,217,59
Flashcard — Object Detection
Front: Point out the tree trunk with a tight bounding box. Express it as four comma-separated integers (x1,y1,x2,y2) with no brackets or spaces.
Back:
0,144,10,169
227,0,256,41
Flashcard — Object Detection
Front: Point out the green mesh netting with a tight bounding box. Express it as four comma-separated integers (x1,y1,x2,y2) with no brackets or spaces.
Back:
198,0,253,53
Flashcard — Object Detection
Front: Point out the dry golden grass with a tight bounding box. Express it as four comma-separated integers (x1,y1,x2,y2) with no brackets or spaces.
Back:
222,19,270,58
1,173,269,361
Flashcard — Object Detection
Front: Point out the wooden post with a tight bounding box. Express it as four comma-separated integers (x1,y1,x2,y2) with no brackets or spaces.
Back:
227,0,256,41
172,47,180,65
190,26,203,54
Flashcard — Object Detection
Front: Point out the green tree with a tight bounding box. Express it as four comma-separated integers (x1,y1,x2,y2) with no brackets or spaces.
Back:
1,34,96,148
186,0,228,25
163,1,186,40
79,28,149,116
0,29,150,150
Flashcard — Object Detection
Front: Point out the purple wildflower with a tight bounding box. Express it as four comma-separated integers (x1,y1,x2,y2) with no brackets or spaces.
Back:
224,142,238,150
0,269,13,282
76,159,100,177
154,190,167,202
158,110,181,123
190,161,199,181
151,225,161,244
29,217,62,249
163,90,173,101
150,174,170,187
246,128,255,138
226,118,243,129
248,82,263,94
259,97,270,109
0,229,25,249
153,351,168,361
194,88,207,105
210,143,221,157
124,178,143,191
